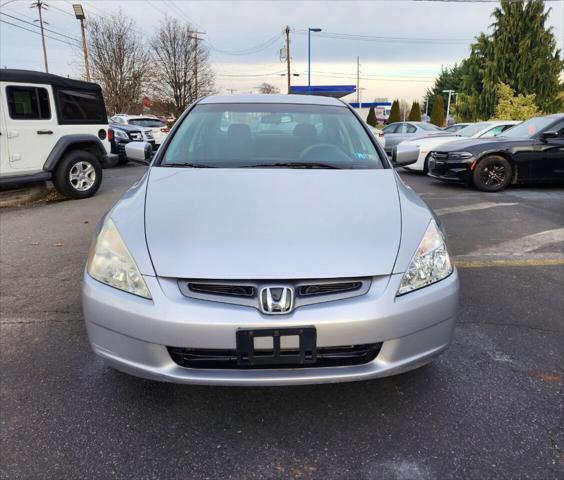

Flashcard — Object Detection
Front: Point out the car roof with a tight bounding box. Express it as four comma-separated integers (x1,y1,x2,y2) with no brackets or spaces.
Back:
199,94,345,107
0,69,101,92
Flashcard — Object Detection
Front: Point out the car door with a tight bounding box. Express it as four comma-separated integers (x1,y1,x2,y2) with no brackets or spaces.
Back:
541,120,564,181
3,83,58,174
382,123,400,152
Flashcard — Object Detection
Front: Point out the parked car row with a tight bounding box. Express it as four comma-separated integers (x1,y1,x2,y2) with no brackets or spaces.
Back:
391,114,564,191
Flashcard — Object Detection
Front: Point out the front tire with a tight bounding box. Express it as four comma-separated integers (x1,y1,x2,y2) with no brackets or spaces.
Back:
472,155,512,192
52,150,102,199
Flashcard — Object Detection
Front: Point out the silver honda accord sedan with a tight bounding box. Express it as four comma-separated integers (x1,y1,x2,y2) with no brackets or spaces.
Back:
82,94,459,386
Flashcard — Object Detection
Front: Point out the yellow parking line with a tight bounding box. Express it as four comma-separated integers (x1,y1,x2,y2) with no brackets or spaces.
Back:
455,258,564,269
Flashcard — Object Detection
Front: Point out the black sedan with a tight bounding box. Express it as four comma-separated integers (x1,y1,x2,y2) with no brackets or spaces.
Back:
427,114,564,192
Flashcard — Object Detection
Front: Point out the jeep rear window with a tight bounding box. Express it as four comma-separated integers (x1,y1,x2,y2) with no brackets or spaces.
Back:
56,89,106,124
6,86,51,120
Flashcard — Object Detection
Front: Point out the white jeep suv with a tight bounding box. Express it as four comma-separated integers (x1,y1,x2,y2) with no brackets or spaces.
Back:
0,69,117,198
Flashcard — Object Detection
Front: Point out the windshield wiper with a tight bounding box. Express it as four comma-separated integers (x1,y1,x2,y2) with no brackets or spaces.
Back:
242,162,343,169
164,162,216,168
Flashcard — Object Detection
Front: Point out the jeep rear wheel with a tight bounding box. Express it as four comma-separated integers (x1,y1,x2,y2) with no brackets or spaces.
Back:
52,150,102,198
472,155,512,192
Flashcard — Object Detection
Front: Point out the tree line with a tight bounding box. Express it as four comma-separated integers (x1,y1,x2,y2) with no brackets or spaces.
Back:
86,13,215,117
425,0,562,123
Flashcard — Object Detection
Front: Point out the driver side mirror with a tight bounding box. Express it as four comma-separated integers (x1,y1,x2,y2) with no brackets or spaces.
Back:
540,130,559,142
125,141,153,164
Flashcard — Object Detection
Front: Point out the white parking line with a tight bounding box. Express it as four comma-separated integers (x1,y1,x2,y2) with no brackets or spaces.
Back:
434,202,518,216
466,227,564,257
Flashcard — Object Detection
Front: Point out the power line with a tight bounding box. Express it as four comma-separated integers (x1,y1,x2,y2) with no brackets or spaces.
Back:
0,18,78,48
294,29,472,45
209,32,284,56
0,11,80,43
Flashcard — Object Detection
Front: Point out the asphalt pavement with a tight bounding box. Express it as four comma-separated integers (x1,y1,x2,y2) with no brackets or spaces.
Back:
1,164,563,480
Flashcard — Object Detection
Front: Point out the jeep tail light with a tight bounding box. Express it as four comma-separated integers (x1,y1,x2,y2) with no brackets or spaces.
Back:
108,129,114,142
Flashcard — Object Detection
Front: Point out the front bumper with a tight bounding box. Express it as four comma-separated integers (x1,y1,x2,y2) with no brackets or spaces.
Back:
427,157,473,183
82,271,459,386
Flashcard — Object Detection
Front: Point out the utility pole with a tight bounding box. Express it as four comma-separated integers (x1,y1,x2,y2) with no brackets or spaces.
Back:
443,89,455,127
189,31,206,99
72,4,90,81
285,26,291,94
356,56,360,107
31,0,48,73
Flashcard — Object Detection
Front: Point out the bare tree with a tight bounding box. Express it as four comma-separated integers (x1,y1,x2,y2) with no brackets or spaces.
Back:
87,12,150,114
258,82,279,94
150,17,215,118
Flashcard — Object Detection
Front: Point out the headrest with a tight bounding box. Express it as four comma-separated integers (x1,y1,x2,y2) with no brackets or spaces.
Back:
293,123,317,137
227,123,251,138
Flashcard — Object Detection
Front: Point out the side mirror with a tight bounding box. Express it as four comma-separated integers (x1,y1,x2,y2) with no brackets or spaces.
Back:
125,141,152,164
540,130,559,142
391,144,418,167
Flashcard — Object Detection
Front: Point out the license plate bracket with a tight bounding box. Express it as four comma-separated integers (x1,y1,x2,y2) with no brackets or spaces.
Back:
236,327,317,367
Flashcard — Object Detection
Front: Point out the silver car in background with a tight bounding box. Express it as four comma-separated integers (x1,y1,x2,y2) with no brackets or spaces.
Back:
82,94,459,386
382,121,446,156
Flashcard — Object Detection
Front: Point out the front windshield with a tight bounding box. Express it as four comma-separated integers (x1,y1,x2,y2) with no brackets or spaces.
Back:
129,118,165,128
161,103,385,169
500,116,555,139
419,123,442,131
457,122,492,137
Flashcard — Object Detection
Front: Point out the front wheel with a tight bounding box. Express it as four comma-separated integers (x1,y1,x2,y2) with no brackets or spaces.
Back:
52,150,102,199
472,155,512,192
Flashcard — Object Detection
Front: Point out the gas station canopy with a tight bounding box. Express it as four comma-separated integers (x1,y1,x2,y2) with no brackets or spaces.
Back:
289,85,356,98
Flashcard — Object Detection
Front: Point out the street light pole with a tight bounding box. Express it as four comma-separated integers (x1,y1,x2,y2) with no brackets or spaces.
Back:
72,4,90,81
285,26,291,94
307,27,321,90
443,89,455,127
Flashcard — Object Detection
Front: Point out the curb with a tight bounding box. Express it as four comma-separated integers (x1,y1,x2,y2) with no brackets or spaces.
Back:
0,182,49,208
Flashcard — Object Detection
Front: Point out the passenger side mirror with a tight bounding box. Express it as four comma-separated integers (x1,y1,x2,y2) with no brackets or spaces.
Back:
540,130,559,142
391,145,418,167
125,141,153,164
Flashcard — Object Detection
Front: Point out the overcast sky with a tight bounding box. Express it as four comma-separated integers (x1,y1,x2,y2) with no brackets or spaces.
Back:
1,0,563,103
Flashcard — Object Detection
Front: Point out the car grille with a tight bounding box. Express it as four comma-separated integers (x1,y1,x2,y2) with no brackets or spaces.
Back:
179,278,371,311
167,343,383,369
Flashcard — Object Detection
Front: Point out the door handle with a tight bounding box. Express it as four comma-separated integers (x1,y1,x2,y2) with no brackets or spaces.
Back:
37,130,53,135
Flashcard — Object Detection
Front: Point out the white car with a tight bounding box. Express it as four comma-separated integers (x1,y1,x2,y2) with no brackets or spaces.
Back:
110,114,170,146
397,121,520,173
368,125,386,149
0,69,116,198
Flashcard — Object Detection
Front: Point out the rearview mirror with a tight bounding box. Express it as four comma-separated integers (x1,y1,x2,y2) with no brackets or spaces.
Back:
391,144,418,167
125,141,153,164
540,130,559,141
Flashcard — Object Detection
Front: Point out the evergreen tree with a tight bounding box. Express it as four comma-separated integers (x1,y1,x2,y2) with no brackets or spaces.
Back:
457,0,562,119
366,107,377,127
493,83,541,120
388,100,401,123
408,101,422,121
430,95,445,127
425,64,465,118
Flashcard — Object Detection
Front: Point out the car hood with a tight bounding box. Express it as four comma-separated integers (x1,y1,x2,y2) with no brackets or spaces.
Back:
434,137,510,152
144,167,402,279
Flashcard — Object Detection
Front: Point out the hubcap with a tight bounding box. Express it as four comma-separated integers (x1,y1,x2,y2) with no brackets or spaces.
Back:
481,162,506,186
69,161,96,191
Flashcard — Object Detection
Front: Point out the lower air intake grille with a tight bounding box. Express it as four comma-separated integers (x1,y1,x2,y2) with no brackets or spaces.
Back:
167,343,383,370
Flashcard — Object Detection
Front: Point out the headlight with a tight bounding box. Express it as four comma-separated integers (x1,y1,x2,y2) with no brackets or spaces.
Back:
87,218,152,299
113,129,129,140
397,220,453,296
447,151,473,160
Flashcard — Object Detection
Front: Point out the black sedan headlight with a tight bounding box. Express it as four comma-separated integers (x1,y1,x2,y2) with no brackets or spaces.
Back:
447,151,473,160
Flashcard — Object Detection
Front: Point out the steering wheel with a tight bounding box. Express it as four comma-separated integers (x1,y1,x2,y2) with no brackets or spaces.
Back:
299,143,350,162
